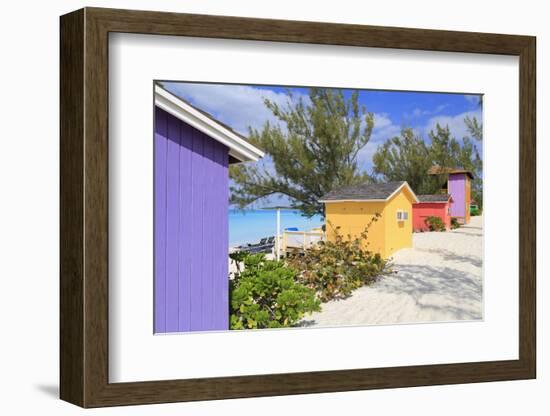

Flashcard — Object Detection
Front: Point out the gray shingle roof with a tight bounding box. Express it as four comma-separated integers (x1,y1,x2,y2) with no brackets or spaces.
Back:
417,194,452,203
320,181,409,202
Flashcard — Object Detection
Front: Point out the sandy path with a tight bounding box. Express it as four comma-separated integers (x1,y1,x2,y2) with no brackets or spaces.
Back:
300,216,483,327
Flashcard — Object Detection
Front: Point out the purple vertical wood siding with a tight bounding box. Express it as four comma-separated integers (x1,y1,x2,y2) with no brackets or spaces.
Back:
448,173,466,218
154,107,229,333
154,109,168,333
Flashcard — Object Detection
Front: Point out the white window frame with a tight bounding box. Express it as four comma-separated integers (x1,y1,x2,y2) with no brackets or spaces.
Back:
396,210,408,222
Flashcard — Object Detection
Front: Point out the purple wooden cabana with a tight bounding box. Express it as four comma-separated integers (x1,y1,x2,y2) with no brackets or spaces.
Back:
154,85,264,333
448,173,470,223
428,166,473,225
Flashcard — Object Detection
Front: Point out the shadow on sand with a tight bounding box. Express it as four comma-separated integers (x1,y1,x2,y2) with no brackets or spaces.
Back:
414,248,483,269
379,263,482,320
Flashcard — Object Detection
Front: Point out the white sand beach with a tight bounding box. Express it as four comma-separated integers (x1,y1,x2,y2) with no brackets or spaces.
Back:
300,215,483,327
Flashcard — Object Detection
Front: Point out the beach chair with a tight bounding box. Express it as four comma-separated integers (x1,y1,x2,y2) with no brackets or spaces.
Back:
252,237,276,254
246,238,268,254
261,236,275,253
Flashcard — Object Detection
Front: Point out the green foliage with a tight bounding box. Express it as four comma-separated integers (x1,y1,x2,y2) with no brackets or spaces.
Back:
372,124,483,207
287,214,391,302
425,216,446,232
229,250,249,275
470,207,481,216
451,217,461,229
465,115,483,141
371,128,445,194
229,253,320,330
229,88,374,217
229,250,249,263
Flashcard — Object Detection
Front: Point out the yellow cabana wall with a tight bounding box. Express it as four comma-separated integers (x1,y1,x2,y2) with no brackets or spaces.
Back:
325,201,387,255
324,186,416,258
382,187,415,257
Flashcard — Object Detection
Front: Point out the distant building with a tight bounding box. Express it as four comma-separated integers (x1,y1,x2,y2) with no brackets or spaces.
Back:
413,194,453,231
428,166,474,224
319,181,418,258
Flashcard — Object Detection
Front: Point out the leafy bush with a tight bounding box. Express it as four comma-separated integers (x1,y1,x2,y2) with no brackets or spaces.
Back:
470,207,481,216
451,217,461,229
229,253,320,330
287,214,391,302
229,250,249,275
424,215,446,232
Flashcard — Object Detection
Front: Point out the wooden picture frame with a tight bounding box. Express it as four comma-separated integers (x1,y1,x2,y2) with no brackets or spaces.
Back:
60,7,536,408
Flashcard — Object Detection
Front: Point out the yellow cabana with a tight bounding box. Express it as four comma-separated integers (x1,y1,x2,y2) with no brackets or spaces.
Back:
320,181,419,258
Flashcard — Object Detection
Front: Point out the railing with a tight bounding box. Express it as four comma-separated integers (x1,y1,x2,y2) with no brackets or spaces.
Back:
282,230,324,252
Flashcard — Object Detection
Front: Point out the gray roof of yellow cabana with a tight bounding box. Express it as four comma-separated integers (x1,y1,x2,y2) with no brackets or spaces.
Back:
319,181,419,203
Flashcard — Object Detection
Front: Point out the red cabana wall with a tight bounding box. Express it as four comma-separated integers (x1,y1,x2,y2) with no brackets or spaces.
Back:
412,202,451,231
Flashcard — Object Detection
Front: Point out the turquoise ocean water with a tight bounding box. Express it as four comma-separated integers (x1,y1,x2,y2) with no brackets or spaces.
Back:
229,209,323,247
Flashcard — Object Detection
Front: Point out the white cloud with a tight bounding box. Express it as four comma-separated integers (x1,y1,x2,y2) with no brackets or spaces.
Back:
372,112,392,129
424,109,482,141
405,104,448,120
357,113,401,169
370,113,401,142
357,142,381,169
162,82,308,135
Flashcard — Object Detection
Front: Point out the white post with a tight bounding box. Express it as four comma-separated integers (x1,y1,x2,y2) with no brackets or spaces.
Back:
276,209,281,260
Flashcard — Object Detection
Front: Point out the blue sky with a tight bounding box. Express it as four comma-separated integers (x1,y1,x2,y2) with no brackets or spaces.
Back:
162,81,482,173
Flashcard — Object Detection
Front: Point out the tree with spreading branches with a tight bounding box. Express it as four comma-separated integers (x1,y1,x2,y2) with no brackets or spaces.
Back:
230,88,374,217
373,124,483,205
465,115,483,141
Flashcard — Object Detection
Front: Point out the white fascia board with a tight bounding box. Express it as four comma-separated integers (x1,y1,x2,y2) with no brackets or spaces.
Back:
387,182,420,203
154,85,265,163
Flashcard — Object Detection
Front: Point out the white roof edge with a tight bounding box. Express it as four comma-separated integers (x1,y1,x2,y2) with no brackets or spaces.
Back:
154,85,265,163
390,182,419,203
320,182,420,204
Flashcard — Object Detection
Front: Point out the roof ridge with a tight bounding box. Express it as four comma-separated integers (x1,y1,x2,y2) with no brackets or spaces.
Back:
320,181,417,202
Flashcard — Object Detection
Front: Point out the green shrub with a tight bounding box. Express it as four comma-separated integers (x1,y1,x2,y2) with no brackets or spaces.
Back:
229,250,249,275
229,253,320,330
470,207,481,216
287,214,391,302
451,217,461,229
425,215,446,232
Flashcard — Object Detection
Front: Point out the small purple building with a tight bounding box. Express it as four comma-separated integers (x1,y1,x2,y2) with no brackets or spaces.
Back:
428,166,473,224
154,85,264,333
